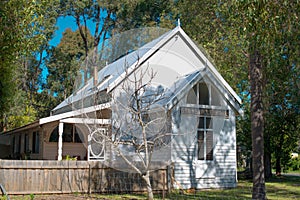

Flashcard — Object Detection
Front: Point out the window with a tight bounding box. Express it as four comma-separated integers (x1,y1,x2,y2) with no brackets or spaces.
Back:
49,124,84,143
12,136,15,153
32,131,40,153
24,134,30,153
199,83,209,105
187,82,221,106
17,135,21,154
197,116,213,160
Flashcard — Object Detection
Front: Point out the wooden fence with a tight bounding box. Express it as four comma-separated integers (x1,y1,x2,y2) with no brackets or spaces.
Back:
0,160,168,195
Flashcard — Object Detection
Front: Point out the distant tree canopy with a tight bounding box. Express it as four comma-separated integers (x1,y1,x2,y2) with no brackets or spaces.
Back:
44,27,94,101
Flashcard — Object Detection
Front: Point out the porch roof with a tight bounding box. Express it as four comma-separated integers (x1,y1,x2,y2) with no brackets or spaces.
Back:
1,120,39,135
39,102,111,125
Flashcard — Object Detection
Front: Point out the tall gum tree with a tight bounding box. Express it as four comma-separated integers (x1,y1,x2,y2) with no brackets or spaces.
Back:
219,1,299,199
0,0,59,131
45,27,94,101
175,0,299,199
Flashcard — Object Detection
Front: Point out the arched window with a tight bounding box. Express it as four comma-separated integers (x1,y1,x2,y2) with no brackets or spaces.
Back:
199,83,209,105
186,82,220,106
49,124,84,143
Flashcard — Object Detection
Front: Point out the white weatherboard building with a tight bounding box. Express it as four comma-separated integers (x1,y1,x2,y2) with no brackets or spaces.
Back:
1,26,242,189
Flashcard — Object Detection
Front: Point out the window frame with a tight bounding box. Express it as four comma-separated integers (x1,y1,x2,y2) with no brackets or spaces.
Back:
186,82,221,106
24,133,30,153
49,124,84,143
32,131,40,154
197,115,214,161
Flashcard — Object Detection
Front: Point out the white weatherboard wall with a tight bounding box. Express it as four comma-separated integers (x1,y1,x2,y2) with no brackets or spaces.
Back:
146,33,205,76
128,32,205,90
171,93,237,189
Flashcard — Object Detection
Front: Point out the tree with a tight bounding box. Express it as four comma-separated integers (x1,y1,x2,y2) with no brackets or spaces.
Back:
262,1,300,176
217,1,299,198
72,27,173,200
249,46,265,200
59,0,175,81
175,0,299,199
116,0,174,30
265,32,300,175
60,1,122,83
45,28,94,101
77,61,171,200
110,66,170,200
0,0,59,131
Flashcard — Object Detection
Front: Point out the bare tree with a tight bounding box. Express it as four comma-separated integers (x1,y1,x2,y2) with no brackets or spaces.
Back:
74,56,172,200
109,61,172,199
70,27,173,200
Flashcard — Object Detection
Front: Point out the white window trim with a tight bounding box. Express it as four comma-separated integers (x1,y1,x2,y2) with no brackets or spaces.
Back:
197,116,214,162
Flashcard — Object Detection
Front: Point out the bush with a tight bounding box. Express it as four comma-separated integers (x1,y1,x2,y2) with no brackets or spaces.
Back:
288,157,300,171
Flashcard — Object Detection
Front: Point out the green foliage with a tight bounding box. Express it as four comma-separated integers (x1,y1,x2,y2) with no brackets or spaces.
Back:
0,0,59,131
63,155,77,161
287,157,300,171
1,88,38,130
44,27,94,102
174,1,299,198
116,0,174,30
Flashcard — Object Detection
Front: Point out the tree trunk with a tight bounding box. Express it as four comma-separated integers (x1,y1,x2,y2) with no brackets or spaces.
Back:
275,155,281,176
264,133,272,179
264,151,272,179
142,171,154,200
250,50,266,200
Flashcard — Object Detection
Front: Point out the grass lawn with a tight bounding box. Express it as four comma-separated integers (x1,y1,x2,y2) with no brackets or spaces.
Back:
164,175,300,200
6,174,300,200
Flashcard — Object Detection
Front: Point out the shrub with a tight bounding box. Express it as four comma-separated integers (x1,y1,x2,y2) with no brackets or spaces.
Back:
288,157,300,171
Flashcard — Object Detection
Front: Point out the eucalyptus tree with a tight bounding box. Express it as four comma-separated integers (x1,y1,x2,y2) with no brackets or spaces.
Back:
175,0,299,199
116,0,174,30
209,1,297,199
219,1,299,199
264,13,300,175
59,0,123,83
45,28,94,102
59,0,174,84
0,0,59,131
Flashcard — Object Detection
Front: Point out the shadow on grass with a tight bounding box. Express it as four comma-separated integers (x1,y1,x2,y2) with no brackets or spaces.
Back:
165,175,300,200
265,175,300,200
165,182,252,200
8,175,300,200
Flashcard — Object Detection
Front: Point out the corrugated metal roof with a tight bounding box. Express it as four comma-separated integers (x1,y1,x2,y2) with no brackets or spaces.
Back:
52,28,177,113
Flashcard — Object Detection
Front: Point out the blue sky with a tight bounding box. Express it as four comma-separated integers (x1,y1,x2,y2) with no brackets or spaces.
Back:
49,16,77,46
40,16,97,87
49,16,96,46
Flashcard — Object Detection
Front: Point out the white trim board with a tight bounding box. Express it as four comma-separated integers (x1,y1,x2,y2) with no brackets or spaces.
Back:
40,102,111,125
60,118,111,125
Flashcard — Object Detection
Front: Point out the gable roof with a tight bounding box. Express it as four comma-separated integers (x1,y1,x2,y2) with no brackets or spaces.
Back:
52,29,176,114
152,68,243,115
52,26,242,116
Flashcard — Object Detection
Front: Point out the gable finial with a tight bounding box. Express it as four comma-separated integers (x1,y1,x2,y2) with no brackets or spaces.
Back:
177,18,181,27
